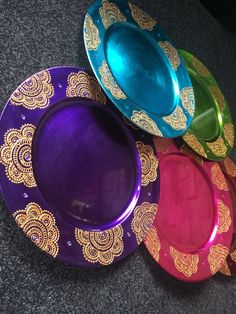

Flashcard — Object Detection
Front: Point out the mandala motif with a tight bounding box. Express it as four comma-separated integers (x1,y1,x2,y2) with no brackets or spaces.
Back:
66,71,106,104
217,200,231,234
131,111,162,136
230,250,236,263
192,56,210,77
129,2,156,31
131,202,158,244
208,85,225,112
0,124,36,187
170,246,199,277
162,106,187,130
158,41,180,71
14,203,59,257
206,137,227,157
99,0,127,29
99,61,126,99
75,225,124,265
208,244,229,274
180,87,195,117
10,70,54,110
183,133,207,158
224,157,236,177
136,141,158,186
180,144,203,165
211,164,228,191
223,123,234,148
144,227,161,262
84,14,101,50
154,138,172,154
220,261,231,276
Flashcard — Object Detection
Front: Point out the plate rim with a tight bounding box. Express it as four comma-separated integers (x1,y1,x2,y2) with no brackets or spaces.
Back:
84,0,195,138
144,138,233,282
179,49,234,161
0,65,160,268
219,157,236,276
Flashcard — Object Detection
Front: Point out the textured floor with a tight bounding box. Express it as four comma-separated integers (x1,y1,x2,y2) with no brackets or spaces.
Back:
1,0,236,313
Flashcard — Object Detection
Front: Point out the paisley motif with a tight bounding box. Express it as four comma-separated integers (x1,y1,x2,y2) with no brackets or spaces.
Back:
14,202,59,257
154,138,172,154
136,141,158,186
206,137,227,157
10,70,54,110
192,56,210,77
131,111,162,136
129,2,156,31
183,133,207,158
162,106,187,130
211,164,228,191
84,14,101,50
75,225,124,265
208,85,225,112
144,227,161,262
131,202,158,244
0,124,36,187
224,157,236,177
223,123,234,148
220,262,231,276
158,41,180,71
170,246,199,277
217,200,231,234
99,61,127,99
66,71,106,104
208,244,229,274
99,0,127,29
180,87,195,117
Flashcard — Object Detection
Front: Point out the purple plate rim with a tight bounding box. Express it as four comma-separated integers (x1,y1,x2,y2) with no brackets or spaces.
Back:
0,66,160,268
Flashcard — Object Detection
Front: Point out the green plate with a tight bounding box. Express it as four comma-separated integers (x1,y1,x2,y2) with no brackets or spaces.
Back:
179,49,234,161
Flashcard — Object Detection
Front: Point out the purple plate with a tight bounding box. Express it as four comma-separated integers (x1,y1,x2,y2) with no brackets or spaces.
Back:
0,66,160,267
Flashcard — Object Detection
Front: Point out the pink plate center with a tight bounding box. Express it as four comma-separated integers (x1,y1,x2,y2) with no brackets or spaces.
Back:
157,154,216,253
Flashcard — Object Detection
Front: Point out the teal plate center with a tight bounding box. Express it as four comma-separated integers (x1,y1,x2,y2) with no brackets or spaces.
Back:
104,22,178,116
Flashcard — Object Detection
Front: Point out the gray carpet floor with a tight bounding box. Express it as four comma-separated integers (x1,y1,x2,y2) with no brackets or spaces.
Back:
0,0,236,313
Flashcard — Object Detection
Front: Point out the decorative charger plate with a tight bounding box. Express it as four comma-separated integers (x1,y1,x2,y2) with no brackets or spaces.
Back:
84,0,195,138
179,49,234,161
0,66,160,267
218,158,236,276
144,138,233,282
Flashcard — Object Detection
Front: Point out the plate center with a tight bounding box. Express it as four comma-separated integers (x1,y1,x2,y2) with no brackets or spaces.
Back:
32,98,140,230
157,154,215,253
104,22,179,116
189,75,222,142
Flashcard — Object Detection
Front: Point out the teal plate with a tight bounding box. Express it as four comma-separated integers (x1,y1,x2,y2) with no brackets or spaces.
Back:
84,0,195,138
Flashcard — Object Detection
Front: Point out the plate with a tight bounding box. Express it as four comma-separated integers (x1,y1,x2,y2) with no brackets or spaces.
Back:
218,158,236,276
179,49,234,161
84,0,195,138
144,138,233,282
0,66,160,267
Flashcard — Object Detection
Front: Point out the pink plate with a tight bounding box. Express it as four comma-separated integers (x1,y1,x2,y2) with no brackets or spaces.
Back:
218,158,236,276
144,139,233,282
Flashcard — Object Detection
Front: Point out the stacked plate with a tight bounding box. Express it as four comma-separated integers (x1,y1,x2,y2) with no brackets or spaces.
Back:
0,0,235,281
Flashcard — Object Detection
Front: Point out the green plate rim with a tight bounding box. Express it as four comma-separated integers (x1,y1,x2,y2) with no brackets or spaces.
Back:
179,49,234,161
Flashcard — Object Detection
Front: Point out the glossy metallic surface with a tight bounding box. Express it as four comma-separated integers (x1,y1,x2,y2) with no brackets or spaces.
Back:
219,158,236,276
0,66,160,268
84,0,195,138
180,49,234,160
144,138,233,282
32,97,140,230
